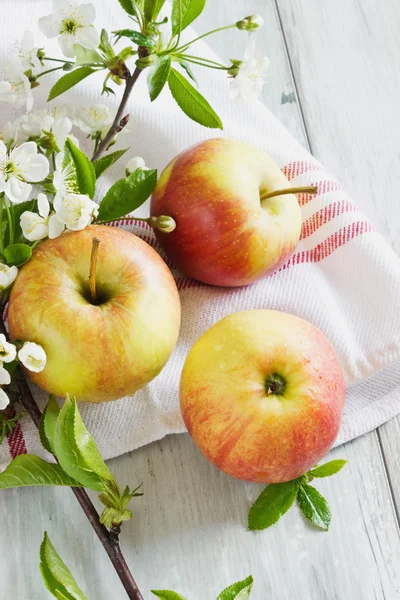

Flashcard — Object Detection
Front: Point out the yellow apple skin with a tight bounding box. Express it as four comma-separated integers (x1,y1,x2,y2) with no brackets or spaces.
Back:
151,138,302,287
9,225,181,403
180,310,346,483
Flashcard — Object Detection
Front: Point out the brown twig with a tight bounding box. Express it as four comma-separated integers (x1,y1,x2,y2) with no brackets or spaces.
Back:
0,319,143,600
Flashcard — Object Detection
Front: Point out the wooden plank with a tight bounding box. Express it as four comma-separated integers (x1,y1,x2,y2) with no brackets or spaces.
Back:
2,433,400,599
378,420,400,520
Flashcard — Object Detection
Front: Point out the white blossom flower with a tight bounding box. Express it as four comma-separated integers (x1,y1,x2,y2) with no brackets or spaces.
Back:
0,264,18,290
0,335,17,364
0,141,49,204
18,342,47,373
19,108,78,152
229,41,270,102
0,365,11,385
21,193,65,242
0,117,25,146
0,59,33,111
73,104,113,138
17,30,42,72
38,1,100,58
0,388,10,409
55,193,98,231
53,150,79,207
126,156,146,175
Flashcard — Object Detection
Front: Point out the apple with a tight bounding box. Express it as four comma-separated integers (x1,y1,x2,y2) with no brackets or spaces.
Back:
8,225,181,403
180,310,345,483
150,138,303,287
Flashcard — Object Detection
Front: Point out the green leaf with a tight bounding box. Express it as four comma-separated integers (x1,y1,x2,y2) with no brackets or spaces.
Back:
168,68,223,129
151,591,187,600
53,397,105,491
179,60,197,84
99,29,115,59
172,0,206,35
144,0,166,22
65,139,96,199
4,243,32,267
113,29,155,47
148,55,171,101
248,480,299,531
97,168,157,222
70,398,113,481
40,532,89,600
39,395,60,455
99,506,133,528
117,0,137,16
48,67,96,101
216,576,254,600
93,149,128,179
297,483,331,530
308,459,347,478
73,45,104,66
11,200,35,243
0,455,81,489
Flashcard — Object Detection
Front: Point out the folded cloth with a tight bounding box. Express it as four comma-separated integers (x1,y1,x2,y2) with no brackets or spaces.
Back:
1,1,400,467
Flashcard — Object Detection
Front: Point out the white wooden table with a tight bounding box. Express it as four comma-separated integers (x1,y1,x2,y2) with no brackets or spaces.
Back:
1,1,400,598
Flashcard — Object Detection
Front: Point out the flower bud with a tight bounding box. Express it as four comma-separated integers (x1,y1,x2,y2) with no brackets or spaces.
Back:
149,215,176,233
236,14,264,31
126,156,147,176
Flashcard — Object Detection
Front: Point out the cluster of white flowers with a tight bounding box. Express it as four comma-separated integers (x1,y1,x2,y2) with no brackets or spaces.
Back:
0,336,46,410
229,40,270,103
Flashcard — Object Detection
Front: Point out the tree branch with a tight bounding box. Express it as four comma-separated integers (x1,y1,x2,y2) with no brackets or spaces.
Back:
0,320,143,600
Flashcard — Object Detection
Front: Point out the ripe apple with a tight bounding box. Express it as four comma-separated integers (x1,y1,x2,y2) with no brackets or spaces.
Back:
8,225,181,403
180,310,345,483
150,138,302,287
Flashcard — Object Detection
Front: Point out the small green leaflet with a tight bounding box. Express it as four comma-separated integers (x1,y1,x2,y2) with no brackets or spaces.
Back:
53,397,105,491
168,68,223,129
151,591,187,599
148,55,171,101
216,576,254,600
308,459,347,478
64,139,96,199
248,480,299,531
92,148,128,179
39,395,60,455
172,0,206,35
0,455,81,489
73,45,104,66
97,168,157,222
113,29,155,47
9,199,34,244
117,0,137,16
99,29,115,60
144,0,166,22
4,243,32,267
179,60,197,85
297,483,331,530
40,532,88,600
48,67,96,101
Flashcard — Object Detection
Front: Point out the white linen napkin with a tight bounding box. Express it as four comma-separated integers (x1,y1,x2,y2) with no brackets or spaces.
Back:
1,1,400,466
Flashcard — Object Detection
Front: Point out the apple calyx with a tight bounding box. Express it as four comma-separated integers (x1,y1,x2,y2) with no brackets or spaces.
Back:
89,237,101,304
260,185,318,202
265,373,286,396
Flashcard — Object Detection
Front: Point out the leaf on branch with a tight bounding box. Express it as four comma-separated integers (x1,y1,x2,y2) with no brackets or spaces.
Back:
97,168,157,222
40,532,89,600
113,29,155,47
148,55,171,101
172,0,206,35
48,67,96,101
4,243,32,267
99,29,115,60
308,459,347,478
99,506,133,528
53,397,105,491
73,45,104,66
117,0,138,16
297,483,331,530
248,480,299,531
93,149,128,179
0,455,82,489
179,60,197,85
168,68,223,129
144,0,166,23
10,200,35,243
39,395,60,455
64,139,96,199
151,591,187,600
216,575,254,600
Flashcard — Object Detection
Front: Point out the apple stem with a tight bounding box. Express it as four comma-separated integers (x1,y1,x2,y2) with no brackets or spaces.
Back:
89,237,100,304
260,185,318,201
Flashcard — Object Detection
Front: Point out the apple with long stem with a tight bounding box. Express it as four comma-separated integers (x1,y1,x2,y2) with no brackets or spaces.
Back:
180,310,346,483
151,138,316,287
8,225,181,403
